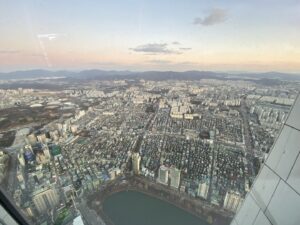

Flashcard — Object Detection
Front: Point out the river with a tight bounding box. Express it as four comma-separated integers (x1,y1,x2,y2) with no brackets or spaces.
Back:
103,190,210,225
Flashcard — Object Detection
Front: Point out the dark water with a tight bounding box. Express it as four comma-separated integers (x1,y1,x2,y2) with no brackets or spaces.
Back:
103,191,209,225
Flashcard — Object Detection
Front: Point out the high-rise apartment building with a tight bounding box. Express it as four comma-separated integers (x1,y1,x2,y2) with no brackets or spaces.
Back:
132,153,141,175
26,134,37,145
32,186,59,214
158,165,169,185
169,166,181,189
197,181,209,200
36,134,47,144
223,191,243,212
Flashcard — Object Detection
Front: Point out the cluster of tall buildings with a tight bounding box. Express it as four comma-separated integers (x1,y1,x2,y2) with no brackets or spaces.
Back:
0,88,34,109
158,165,181,189
1,77,298,225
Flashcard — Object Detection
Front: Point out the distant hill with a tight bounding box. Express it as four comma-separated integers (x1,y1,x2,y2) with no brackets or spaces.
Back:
0,69,132,80
237,71,300,81
0,70,73,80
0,69,299,82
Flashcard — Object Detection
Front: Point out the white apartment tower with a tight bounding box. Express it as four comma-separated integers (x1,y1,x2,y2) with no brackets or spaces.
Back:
32,186,59,214
132,153,141,175
169,166,181,189
197,181,209,200
223,191,243,212
158,165,169,185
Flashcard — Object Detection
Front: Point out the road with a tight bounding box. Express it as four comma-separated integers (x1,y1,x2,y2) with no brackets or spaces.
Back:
239,98,255,178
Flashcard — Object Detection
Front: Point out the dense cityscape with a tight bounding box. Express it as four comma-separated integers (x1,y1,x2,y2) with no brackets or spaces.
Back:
0,72,298,225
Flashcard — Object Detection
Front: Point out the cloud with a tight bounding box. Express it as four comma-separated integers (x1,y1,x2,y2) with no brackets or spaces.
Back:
179,47,192,51
176,61,198,66
130,42,191,55
147,59,172,64
194,8,227,26
37,33,65,41
0,50,21,54
130,43,181,55
146,59,198,67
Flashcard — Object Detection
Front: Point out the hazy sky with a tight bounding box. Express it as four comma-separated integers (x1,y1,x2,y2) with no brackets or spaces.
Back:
1,0,300,72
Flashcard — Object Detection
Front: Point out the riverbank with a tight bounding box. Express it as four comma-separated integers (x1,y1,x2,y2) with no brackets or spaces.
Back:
87,175,233,225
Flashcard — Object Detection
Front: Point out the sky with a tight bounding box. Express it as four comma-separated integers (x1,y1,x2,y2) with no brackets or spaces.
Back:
0,0,300,72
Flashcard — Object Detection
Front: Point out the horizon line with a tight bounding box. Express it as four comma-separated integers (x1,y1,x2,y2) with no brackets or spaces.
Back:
1,68,300,75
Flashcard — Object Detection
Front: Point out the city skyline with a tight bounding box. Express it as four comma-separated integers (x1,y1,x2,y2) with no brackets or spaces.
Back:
1,74,298,225
1,0,300,72
0,1,300,224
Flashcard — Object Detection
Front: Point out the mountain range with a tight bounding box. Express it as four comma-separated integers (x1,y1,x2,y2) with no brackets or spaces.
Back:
0,69,299,81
